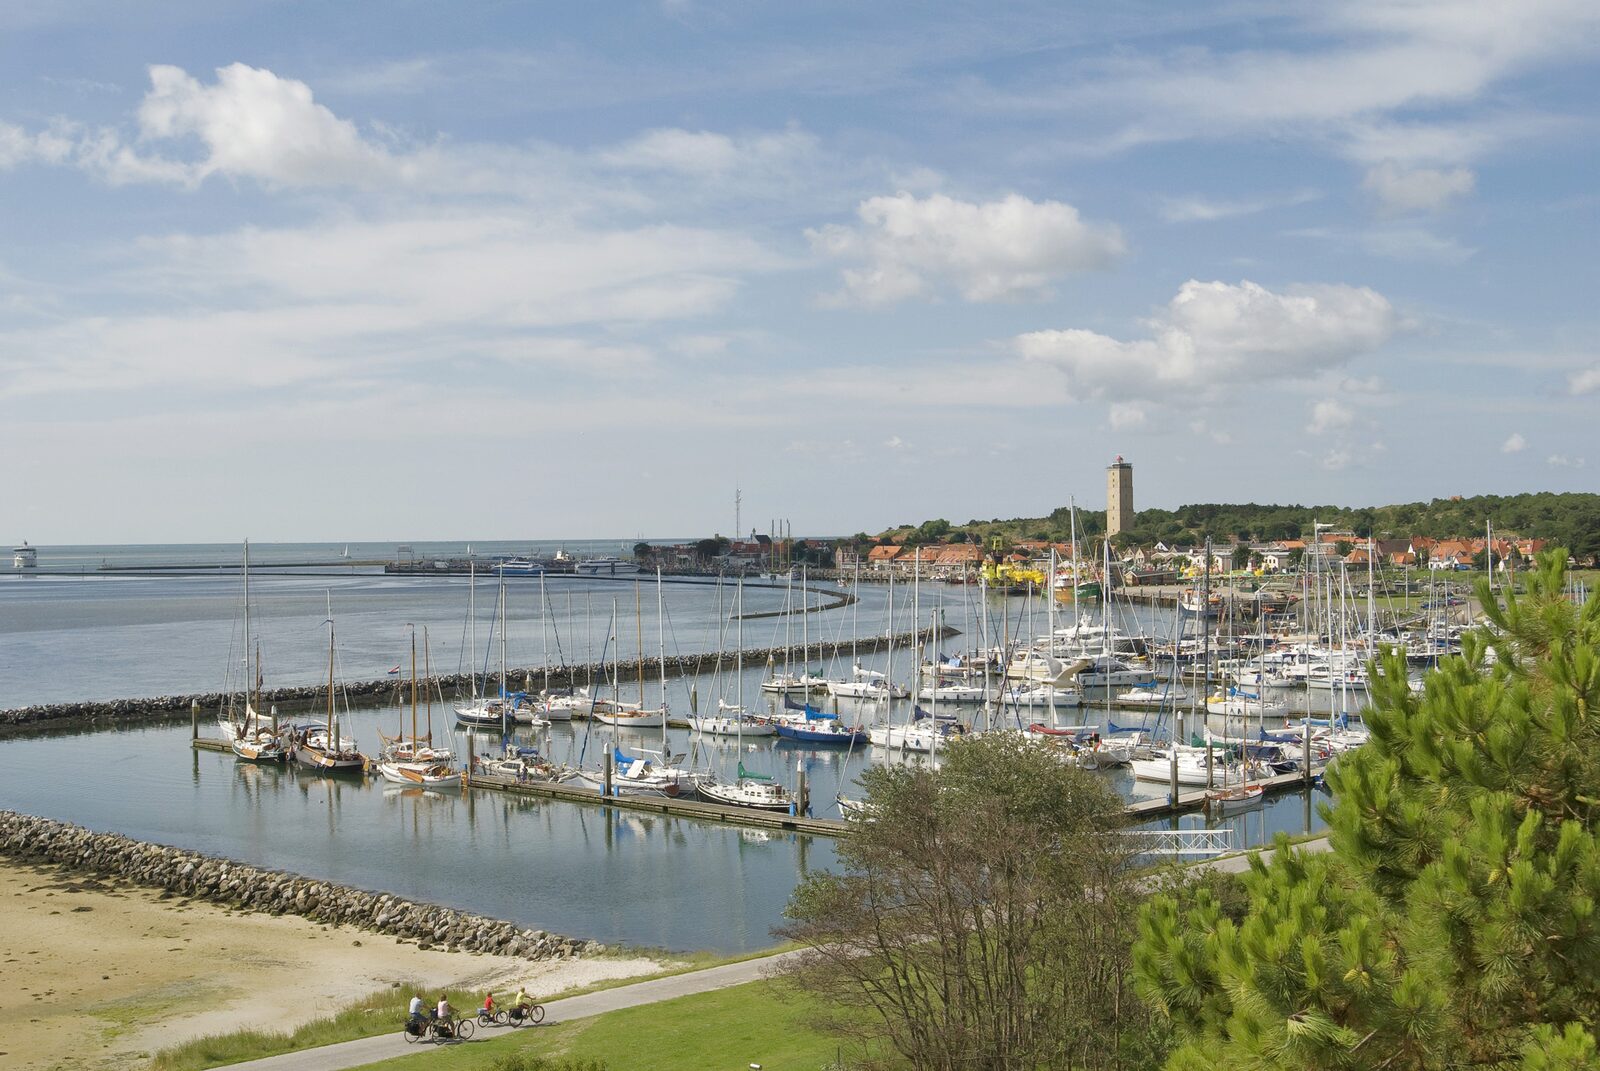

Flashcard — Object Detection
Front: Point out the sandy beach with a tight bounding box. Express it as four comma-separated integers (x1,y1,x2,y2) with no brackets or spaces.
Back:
0,861,661,1071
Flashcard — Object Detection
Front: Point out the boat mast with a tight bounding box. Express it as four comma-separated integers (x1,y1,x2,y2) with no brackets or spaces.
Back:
499,567,509,739
635,581,645,707
242,539,252,719
657,567,668,755
409,627,418,748
423,626,434,742
469,558,477,700
539,572,551,697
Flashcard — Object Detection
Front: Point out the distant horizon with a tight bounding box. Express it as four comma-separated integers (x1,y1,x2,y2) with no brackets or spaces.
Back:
12,486,1596,548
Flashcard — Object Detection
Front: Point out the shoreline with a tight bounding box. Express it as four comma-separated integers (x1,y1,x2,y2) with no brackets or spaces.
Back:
0,812,599,960
0,858,663,1071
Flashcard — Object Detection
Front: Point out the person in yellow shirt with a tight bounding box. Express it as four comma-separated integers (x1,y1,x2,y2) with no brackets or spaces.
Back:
512,985,533,1018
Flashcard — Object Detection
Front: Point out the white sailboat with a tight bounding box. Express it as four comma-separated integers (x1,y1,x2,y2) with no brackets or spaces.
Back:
228,540,287,764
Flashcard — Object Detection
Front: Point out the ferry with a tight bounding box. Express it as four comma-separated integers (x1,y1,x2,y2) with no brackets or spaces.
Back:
12,542,37,570
573,556,640,576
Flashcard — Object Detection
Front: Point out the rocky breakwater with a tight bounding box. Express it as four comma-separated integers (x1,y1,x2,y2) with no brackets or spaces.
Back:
0,811,600,960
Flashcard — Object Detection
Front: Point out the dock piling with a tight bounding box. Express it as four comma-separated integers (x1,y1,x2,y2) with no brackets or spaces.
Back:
604,751,613,798
190,699,199,741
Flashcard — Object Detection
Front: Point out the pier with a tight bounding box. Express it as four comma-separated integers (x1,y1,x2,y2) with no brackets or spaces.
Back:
192,736,1315,837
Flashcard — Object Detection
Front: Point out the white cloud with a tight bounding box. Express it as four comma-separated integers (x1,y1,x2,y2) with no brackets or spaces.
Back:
0,214,779,399
1501,432,1527,453
808,192,1124,305
1016,279,1395,402
1308,399,1354,435
1569,365,1600,395
1108,402,1147,430
983,1,1598,171
602,126,815,176
1321,447,1352,471
1159,189,1319,223
127,63,396,188
0,120,78,169
1547,454,1586,468
1363,162,1476,214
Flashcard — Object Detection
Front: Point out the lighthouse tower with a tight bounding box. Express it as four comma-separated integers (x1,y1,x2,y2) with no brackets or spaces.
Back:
1106,458,1133,538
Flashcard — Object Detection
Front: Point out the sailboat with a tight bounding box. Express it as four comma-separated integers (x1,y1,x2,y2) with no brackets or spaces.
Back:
227,540,287,764
594,582,667,728
697,583,796,811
378,628,460,789
293,602,366,774
689,577,776,738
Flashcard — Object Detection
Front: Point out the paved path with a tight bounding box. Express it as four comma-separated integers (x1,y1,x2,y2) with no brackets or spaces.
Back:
226,949,804,1071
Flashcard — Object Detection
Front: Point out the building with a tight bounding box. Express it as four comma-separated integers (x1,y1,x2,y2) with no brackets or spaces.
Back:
1106,456,1133,538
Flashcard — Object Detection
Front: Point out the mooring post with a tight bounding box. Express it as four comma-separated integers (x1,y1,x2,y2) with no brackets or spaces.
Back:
465,733,474,787
797,768,808,818
604,751,613,798
1303,722,1312,785
1206,740,1214,789
191,699,199,741
1170,712,1181,807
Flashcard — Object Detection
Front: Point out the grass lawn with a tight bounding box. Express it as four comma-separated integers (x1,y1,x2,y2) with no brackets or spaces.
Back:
350,979,851,1071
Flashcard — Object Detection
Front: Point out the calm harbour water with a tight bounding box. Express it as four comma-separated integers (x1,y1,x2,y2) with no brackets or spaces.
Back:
0,543,1325,952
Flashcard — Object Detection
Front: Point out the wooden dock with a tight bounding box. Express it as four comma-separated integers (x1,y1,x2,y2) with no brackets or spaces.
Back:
1123,769,1312,819
191,738,1313,835
464,772,849,836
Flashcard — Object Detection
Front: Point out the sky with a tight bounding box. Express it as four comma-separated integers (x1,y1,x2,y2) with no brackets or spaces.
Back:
2,0,1597,544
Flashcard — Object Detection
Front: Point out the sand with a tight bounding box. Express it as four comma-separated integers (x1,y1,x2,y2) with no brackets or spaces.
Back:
0,861,661,1071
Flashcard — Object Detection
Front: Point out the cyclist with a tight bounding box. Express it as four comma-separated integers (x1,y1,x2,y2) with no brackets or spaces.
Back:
435,994,455,1036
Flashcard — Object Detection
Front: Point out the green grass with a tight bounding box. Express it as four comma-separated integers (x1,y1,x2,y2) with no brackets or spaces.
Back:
349,979,849,1071
144,943,801,1070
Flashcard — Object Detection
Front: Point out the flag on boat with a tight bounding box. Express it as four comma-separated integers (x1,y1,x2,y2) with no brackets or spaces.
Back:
387,665,401,675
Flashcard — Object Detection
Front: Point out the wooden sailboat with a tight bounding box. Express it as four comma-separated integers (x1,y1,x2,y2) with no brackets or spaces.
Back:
378,628,460,789
293,606,366,774
698,583,795,812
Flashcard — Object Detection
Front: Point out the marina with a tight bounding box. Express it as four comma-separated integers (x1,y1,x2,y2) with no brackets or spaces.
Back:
1,527,1486,952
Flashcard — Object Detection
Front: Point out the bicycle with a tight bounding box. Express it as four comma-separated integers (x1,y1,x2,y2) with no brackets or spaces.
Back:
507,1002,546,1027
477,1006,509,1027
402,1016,476,1043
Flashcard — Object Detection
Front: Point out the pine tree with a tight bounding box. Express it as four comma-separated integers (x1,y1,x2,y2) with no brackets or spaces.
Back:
1133,550,1600,1070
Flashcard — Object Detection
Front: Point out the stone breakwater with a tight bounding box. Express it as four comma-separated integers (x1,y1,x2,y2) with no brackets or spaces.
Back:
0,810,600,960
0,627,956,732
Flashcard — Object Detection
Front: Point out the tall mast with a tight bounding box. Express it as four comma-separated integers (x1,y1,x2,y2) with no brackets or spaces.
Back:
635,582,645,706
499,568,508,739
327,613,335,738
423,626,434,742
539,572,551,697
409,627,418,748
657,567,668,754
469,558,477,699
242,539,252,716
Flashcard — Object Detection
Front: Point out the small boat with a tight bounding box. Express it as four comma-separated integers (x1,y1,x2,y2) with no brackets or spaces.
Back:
827,664,909,700
225,541,286,764
697,762,795,811
689,702,777,738
594,704,667,729
1205,782,1264,814
377,760,461,790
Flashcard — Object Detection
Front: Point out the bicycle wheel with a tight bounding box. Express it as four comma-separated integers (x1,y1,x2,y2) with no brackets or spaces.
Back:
494,1009,509,1025
528,1004,546,1024
456,1018,476,1040
404,1023,421,1044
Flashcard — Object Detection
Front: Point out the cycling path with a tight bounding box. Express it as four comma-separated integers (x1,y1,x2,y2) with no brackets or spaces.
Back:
226,949,804,1071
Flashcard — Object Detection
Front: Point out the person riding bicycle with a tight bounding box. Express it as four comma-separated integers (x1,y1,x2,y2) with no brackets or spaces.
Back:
482,991,496,1016
512,985,533,1017
435,995,455,1035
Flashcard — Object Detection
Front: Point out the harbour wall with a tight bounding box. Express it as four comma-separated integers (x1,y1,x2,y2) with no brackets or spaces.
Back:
0,810,600,958
0,627,958,735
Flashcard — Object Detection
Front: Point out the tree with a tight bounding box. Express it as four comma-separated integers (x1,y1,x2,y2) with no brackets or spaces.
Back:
631,541,651,560
1231,543,1251,571
779,733,1154,1071
1134,551,1600,1070
1288,546,1306,568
